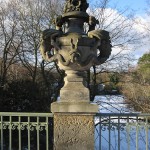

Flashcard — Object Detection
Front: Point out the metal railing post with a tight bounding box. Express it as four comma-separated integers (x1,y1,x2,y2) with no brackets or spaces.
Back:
9,116,12,150
18,116,22,150
37,116,40,150
28,116,31,150
109,115,111,150
118,116,120,150
136,116,139,150
99,116,101,150
145,117,148,150
127,115,130,150
46,117,49,150
1,116,3,150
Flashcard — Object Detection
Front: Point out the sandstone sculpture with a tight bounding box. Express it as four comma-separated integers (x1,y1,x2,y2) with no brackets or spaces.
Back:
40,0,112,112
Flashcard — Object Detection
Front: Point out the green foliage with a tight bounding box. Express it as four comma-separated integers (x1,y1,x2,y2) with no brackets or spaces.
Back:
138,53,150,64
109,73,120,85
137,53,150,84
138,53,150,72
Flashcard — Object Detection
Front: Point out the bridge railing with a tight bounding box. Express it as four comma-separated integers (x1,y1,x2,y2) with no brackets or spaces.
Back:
0,112,53,150
0,112,150,150
95,113,150,150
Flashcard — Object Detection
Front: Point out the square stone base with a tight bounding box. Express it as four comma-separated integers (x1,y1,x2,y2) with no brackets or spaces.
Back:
53,113,95,150
51,102,98,113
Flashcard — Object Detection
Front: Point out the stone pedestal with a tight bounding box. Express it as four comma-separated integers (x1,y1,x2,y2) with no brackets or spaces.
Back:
51,102,98,113
51,71,98,150
51,70,98,150
53,113,95,150
51,70,98,113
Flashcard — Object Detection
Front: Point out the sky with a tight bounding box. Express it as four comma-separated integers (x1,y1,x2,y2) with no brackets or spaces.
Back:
110,0,149,59
109,0,147,14
1,0,149,62
89,0,149,61
90,0,147,13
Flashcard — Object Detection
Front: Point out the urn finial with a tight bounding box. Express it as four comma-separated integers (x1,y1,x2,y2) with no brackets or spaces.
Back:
64,0,89,13
40,0,112,70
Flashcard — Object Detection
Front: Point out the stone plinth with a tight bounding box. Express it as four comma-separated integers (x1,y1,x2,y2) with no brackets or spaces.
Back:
51,70,98,113
53,113,95,150
51,101,98,113
60,71,90,102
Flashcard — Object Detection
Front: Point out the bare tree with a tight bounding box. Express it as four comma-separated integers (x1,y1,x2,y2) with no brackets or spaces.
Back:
0,0,145,104
86,0,144,99
0,1,24,87
0,0,65,105
4,0,63,85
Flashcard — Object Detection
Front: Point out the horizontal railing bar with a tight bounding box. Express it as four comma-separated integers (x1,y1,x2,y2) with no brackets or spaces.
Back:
0,121,49,124
135,113,150,116
0,122,49,127
0,112,53,117
95,113,150,117
1,112,150,117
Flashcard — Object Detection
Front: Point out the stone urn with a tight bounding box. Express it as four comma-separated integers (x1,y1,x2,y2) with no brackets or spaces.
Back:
40,0,112,113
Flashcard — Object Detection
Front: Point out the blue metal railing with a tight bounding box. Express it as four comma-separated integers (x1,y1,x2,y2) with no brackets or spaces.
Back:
95,113,150,150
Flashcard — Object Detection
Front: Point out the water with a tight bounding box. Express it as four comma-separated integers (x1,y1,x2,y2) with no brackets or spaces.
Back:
94,95,135,113
94,95,150,150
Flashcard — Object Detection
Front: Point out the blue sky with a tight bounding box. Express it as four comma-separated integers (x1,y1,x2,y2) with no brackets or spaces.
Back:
108,0,149,59
89,0,148,15
109,0,147,14
88,0,149,60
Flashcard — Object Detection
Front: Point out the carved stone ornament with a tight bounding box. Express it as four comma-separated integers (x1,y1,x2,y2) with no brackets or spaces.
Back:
40,0,112,71
40,0,112,113
63,0,89,13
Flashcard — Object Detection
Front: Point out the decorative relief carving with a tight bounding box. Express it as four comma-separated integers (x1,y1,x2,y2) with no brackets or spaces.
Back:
40,0,112,70
63,0,89,13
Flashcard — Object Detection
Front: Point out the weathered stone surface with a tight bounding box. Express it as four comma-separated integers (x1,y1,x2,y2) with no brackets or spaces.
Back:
53,113,95,150
51,70,98,113
40,0,112,69
63,0,89,13
60,71,90,102
51,102,98,113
